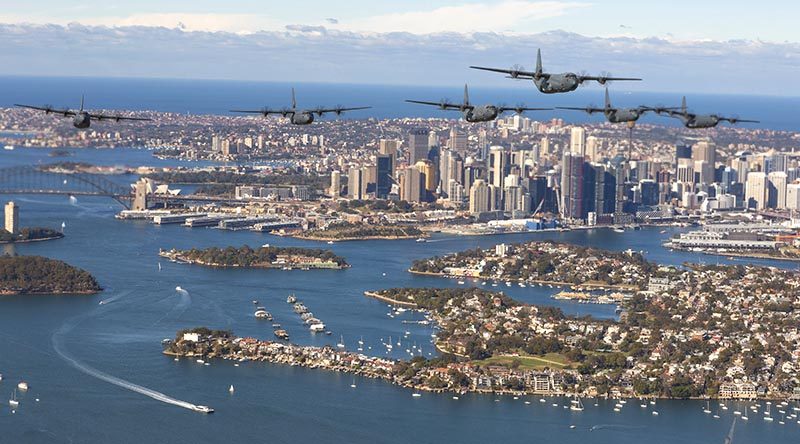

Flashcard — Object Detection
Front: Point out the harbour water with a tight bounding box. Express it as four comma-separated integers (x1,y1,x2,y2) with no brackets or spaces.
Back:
0,148,798,443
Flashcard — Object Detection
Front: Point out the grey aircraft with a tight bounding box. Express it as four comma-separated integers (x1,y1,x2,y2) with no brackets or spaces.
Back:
470,49,641,94
14,96,151,129
230,88,370,125
656,96,759,128
405,84,551,122
556,88,677,123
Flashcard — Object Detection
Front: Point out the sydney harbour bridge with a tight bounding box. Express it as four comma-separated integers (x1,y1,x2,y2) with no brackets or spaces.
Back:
0,165,134,209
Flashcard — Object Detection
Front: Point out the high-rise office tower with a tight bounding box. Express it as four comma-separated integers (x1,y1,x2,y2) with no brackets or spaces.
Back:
4,201,18,234
447,179,465,204
764,152,786,174
768,171,788,209
488,146,507,188
376,155,393,199
787,183,800,210
745,171,768,210
585,136,599,163
469,179,490,215
447,126,468,156
400,167,425,203
676,158,695,185
348,167,366,200
415,160,437,196
379,139,399,175
675,144,692,170
407,128,430,165
692,141,716,166
330,171,342,197
570,127,586,157
560,151,585,220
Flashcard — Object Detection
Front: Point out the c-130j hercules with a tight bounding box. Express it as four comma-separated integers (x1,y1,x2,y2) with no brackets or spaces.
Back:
15,96,151,129
470,49,642,94
230,88,371,125
405,84,551,122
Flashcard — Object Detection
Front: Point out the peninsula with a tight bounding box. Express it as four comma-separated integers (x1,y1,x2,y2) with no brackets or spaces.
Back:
159,245,349,270
0,227,64,244
0,255,101,295
295,223,424,242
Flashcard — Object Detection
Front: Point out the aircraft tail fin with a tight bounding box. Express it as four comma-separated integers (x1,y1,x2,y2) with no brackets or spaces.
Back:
80,94,85,111
463,84,470,106
535,49,543,77
604,87,611,110
291,88,297,109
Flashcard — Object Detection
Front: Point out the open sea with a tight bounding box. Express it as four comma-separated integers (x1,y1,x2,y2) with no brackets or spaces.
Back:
0,76,798,131
0,147,797,443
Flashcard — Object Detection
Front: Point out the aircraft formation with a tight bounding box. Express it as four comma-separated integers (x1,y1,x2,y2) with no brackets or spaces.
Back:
12,48,758,129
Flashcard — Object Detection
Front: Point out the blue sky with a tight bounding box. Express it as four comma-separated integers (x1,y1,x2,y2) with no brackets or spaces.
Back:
0,1,798,95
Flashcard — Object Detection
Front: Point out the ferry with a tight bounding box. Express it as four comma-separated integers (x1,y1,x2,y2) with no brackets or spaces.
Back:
193,405,215,414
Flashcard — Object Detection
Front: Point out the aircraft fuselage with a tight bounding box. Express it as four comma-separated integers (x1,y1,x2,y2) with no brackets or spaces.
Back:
681,114,720,129
606,109,641,123
290,111,314,125
72,112,91,129
534,73,581,94
464,105,499,122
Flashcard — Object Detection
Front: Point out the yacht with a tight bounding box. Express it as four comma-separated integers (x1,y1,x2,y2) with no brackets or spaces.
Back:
651,411,659,416
415,238,426,243
228,385,235,394
9,390,19,408
412,393,422,397
570,395,584,411
336,335,345,348
309,323,326,332
254,308,272,320
17,381,28,391
327,241,334,245
3,145,14,151
350,379,357,388
612,227,625,233
286,294,297,304
358,336,364,346
193,405,215,414
703,400,712,414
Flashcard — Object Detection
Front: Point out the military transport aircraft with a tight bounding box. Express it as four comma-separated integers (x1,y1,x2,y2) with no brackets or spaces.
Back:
655,96,759,128
470,49,641,94
556,88,676,124
15,96,151,129
230,88,370,125
405,84,550,122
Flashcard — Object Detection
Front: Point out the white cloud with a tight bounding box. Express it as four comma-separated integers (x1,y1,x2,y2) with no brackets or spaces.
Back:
341,1,587,34
0,13,280,33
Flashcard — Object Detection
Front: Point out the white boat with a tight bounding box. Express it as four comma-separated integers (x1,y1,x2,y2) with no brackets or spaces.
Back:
336,335,345,348
3,145,14,151
310,323,326,332
193,405,215,414
350,379,357,388
254,308,272,320
570,395,584,411
17,381,28,391
412,393,422,397
415,238,426,243
651,411,659,416
358,336,364,346
196,359,205,364
613,227,625,233
327,241,334,245
9,389,19,408
453,396,459,400
286,294,297,304
229,385,235,393
457,281,465,285
703,400,712,414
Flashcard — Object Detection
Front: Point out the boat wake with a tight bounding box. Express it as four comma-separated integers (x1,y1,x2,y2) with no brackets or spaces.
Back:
152,286,192,326
97,289,132,306
52,299,204,413
589,424,647,432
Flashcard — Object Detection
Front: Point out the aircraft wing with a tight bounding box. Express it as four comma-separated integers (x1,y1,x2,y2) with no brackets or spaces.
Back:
89,113,152,122
405,100,470,110
556,106,605,114
229,108,288,116
721,117,760,124
578,75,642,84
14,104,75,116
499,106,552,113
469,66,547,79
312,106,371,116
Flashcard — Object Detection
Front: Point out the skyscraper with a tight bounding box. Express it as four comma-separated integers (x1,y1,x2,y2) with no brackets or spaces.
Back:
348,167,366,200
488,146,507,188
376,155,393,199
745,171,768,210
447,126,468,156
407,128,429,164
787,183,800,210
330,170,342,197
400,166,425,203
768,171,788,209
692,141,716,166
469,179,490,215
4,201,18,235
569,127,586,157
560,152,585,220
